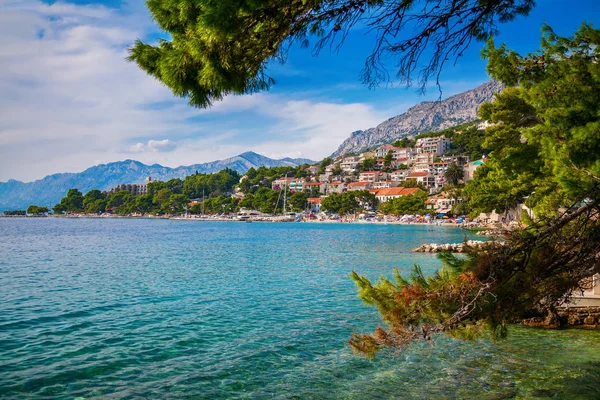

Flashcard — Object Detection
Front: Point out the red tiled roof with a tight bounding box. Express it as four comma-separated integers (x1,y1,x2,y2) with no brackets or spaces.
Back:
361,171,378,175
348,181,369,187
329,181,344,185
308,198,323,204
407,172,430,178
375,187,420,197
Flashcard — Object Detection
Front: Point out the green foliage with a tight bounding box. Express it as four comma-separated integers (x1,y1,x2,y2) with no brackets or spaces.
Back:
466,23,600,217
147,179,183,196
446,125,487,160
451,200,470,216
53,188,84,213
183,168,240,199
240,166,297,194
321,190,377,214
378,191,427,215
52,167,277,216
351,24,600,357
360,158,375,172
130,0,534,107
444,163,464,186
392,138,414,148
415,122,485,159
383,151,393,170
318,157,333,174
251,187,280,214
288,191,309,212
135,195,154,214
3,210,26,216
191,195,240,214
108,190,134,214
26,205,49,214
83,190,107,213
401,179,427,191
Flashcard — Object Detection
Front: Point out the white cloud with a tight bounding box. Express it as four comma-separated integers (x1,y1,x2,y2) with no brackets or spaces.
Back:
0,0,389,182
129,139,177,153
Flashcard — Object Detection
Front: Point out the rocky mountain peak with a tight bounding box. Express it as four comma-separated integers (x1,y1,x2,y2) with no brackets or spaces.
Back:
331,81,504,156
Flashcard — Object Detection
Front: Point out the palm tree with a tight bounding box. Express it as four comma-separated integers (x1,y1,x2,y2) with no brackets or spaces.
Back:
445,163,464,186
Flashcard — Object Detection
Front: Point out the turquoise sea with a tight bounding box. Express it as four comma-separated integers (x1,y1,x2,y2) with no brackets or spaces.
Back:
0,218,599,399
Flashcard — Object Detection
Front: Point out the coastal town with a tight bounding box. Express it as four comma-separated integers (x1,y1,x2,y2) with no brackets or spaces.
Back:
11,122,528,228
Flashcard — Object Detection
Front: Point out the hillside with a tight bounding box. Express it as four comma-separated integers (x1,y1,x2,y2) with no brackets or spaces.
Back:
0,152,313,211
331,81,504,156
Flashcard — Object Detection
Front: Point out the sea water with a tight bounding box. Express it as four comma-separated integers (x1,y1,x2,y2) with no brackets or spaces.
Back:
0,218,598,399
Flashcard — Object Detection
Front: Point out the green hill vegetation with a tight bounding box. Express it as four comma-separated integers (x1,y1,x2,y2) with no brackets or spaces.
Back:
50,166,317,216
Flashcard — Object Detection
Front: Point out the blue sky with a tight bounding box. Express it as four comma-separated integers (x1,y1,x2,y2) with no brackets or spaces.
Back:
0,0,598,181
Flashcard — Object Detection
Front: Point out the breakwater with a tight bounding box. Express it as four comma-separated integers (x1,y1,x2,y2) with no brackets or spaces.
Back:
412,240,489,253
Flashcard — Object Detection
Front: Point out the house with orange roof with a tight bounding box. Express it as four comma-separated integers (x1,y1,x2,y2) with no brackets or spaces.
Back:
390,169,410,182
326,181,346,194
406,171,436,190
374,144,400,158
374,187,422,203
392,147,416,160
308,197,323,213
371,180,400,189
426,194,459,213
359,171,388,182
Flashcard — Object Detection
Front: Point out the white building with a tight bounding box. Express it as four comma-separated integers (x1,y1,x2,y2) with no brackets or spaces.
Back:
340,156,360,173
346,181,372,191
406,171,436,190
371,180,400,189
390,170,410,182
359,171,388,182
416,136,452,156
326,181,346,194
464,159,485,181
374,187,421,203
303,182,327,194
413,153,437,172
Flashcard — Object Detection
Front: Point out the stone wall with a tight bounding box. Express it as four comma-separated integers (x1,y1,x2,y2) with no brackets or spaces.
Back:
522,307,600,329
558,307,600,327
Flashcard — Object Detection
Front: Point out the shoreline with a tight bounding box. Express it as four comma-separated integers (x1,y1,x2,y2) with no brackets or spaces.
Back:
0,214,487,229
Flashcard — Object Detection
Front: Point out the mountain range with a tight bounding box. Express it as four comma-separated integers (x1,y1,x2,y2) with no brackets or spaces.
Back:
331,81,504,156
1,81,505,212
0,152,313,211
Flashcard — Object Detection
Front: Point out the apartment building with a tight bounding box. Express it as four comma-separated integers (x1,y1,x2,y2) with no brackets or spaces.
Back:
416,136,452,156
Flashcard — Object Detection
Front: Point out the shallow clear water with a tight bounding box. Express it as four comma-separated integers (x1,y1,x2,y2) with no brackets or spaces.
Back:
0,219,598,399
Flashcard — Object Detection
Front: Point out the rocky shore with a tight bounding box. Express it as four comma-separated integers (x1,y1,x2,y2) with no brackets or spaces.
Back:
412,240,489,253
522,307,600,329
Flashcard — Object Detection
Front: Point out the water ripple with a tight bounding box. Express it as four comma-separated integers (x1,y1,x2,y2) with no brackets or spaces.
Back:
1,219,599,399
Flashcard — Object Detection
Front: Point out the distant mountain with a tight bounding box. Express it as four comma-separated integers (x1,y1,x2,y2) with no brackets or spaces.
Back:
0,152,314,211
331,81,504,156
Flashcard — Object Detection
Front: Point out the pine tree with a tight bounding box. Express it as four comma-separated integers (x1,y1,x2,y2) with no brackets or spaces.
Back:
350,24,600,357
129,0,536,107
